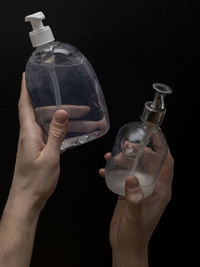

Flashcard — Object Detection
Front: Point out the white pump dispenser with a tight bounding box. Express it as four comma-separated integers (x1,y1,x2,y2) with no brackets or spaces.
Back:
25,11,55,47
25,11,110,151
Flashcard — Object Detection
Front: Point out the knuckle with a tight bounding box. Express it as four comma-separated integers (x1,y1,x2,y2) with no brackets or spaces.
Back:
18,99,24,110
129,192,143,205
49,123,66,142
50,127,62,141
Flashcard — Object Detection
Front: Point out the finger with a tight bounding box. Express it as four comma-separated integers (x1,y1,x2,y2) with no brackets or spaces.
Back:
98,168,105,177
68,118,107,133
98,153,111,178
114,152,134,169
65,105,90,118
18,73,35,130
158,148,174,185
104,152,111,161
151,130,163,153
35,105,91,120
122,141,138,155
45,110,68,154
125,176,144,218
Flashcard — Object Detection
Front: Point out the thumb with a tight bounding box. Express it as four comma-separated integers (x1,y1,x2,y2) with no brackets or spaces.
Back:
46,110,68,153
125,176,144,220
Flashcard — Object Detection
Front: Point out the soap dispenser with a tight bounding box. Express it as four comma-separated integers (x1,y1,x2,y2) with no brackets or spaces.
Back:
25,11,110,151
105,83,172,198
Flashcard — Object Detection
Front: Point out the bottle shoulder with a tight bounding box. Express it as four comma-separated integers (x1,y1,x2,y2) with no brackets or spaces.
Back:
27,41,84,66
118,121,167,144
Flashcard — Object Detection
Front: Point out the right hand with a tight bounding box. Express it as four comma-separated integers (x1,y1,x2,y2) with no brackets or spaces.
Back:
10,73,69,213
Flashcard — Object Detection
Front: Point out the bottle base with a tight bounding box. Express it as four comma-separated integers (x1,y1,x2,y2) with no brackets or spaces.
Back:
106,179,155,199
60,128,109,151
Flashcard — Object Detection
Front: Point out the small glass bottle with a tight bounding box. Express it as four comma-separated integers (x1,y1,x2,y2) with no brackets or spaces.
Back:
105,83,172,198
25,12,110,151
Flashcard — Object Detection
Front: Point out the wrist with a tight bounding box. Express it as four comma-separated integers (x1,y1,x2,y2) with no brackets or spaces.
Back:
9,175,48,215
112,245,148,267
6,185,43,221
5,194,41,223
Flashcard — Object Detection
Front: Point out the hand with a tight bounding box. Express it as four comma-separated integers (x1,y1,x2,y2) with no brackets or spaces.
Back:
10,73,69,212
99,149,174,267
0,73,69,267
113,130,166,174
35,105,108,136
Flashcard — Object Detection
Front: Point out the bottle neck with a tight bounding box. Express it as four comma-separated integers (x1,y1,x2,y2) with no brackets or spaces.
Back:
35,40,57,51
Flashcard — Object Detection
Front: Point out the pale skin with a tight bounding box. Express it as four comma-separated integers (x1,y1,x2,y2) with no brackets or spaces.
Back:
99,148,174,267
0,73,69,267
0,73,174,267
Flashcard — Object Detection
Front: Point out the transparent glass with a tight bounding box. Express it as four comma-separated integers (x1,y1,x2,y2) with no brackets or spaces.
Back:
25,41,110,151
105,121,168,198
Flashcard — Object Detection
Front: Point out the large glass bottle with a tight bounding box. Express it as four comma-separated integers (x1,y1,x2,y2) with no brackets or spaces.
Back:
25,12,110,151
105,83,172,198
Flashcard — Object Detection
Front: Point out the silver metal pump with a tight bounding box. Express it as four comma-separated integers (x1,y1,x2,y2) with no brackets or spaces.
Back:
140,83,172,126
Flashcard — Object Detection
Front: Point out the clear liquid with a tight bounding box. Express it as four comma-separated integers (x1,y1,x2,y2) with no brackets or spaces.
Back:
26,47,110,151
105,168,155,198
105,122,167,198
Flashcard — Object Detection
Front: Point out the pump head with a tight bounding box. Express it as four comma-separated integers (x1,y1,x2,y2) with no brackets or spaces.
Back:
25,11,55,47
140,83,172,126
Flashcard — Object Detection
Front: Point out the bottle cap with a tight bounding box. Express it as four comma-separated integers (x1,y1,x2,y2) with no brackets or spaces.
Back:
25,11,55,47
140,83,172,126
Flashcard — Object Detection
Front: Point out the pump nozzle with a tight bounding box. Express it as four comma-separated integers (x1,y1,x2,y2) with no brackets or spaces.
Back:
25,12,45,30
151,83,172,110
140,83,172,126
25,11,55,47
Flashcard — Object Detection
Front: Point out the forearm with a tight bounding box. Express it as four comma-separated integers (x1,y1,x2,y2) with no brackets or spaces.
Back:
0,190,40,267
112,246,149,267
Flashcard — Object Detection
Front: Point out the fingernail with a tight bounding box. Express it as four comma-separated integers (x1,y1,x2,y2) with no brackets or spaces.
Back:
55,112,67,124
128,183,139,190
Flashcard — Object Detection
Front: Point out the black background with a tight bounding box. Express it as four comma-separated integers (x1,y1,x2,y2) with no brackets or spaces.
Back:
0,0,198,266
